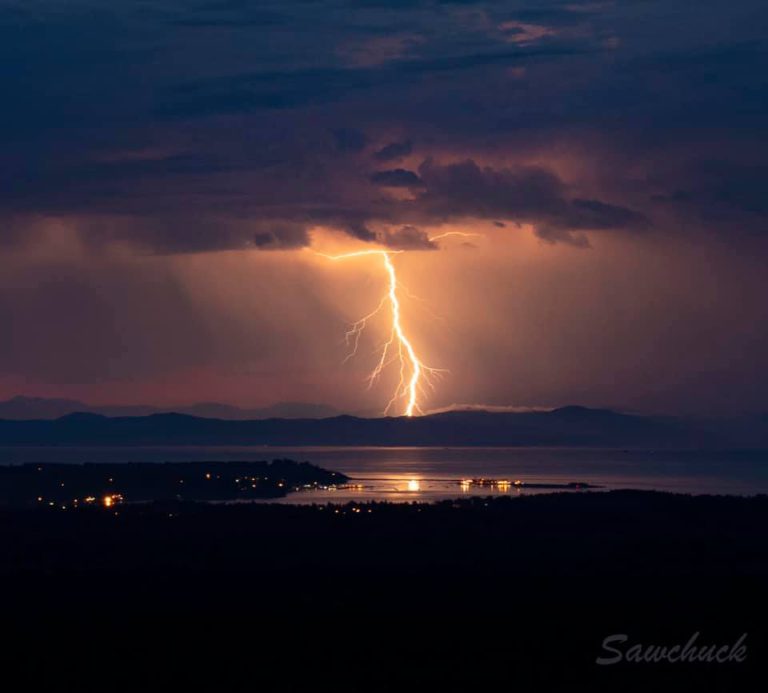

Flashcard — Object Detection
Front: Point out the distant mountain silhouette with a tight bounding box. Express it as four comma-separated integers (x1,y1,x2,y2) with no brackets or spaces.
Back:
0,396,87,420
0,396,338,421
0,406,764,448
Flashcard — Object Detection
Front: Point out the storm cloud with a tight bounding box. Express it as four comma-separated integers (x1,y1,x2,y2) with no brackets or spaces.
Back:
1,0,767,415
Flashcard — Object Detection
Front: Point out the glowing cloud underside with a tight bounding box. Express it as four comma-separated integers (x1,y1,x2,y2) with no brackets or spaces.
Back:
314,249,445,417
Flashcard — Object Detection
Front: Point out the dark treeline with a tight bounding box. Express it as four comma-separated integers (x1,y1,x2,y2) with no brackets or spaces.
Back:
3,491,768,577
0,459,347,506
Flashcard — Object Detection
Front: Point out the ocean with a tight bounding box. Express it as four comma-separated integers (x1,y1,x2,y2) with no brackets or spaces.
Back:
1,446,766,502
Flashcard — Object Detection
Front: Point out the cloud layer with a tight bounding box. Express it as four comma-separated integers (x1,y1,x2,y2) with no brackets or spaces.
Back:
1,0,767,415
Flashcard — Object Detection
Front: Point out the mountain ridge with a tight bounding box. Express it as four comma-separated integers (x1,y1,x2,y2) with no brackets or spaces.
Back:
0,406,764,448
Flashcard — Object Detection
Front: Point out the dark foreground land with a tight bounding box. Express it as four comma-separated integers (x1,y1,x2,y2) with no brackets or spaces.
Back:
0,459,348,506
2,491,767,692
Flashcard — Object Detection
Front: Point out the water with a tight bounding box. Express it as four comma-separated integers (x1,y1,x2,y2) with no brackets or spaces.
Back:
1,446,767,502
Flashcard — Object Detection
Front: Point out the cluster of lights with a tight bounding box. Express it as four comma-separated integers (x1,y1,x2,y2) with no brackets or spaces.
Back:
332,506,374,515
102,494,123,508
36,493,123,510
459,478,523,491
303,484,345,492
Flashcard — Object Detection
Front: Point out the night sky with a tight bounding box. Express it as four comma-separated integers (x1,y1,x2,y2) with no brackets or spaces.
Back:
1,0,767,416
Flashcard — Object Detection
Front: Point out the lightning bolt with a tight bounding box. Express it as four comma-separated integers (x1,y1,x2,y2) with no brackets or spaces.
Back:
313,248,445,417
427,231,482,243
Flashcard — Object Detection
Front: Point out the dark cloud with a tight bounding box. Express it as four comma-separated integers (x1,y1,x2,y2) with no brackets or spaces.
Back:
567,199,649,231
2,0,749,253
0,0,761,254
342,220,378,242
408,159,648,239
377,225,437,250
370,168,424,188
155,43,593,120
74,216,257,255
374,140,413,161
654,161,768,225
332,128,369,153
535,226,591,248
251,223,310,250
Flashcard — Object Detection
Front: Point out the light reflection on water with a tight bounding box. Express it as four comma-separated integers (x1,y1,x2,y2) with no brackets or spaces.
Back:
1,446,767,502
271,476,562,504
